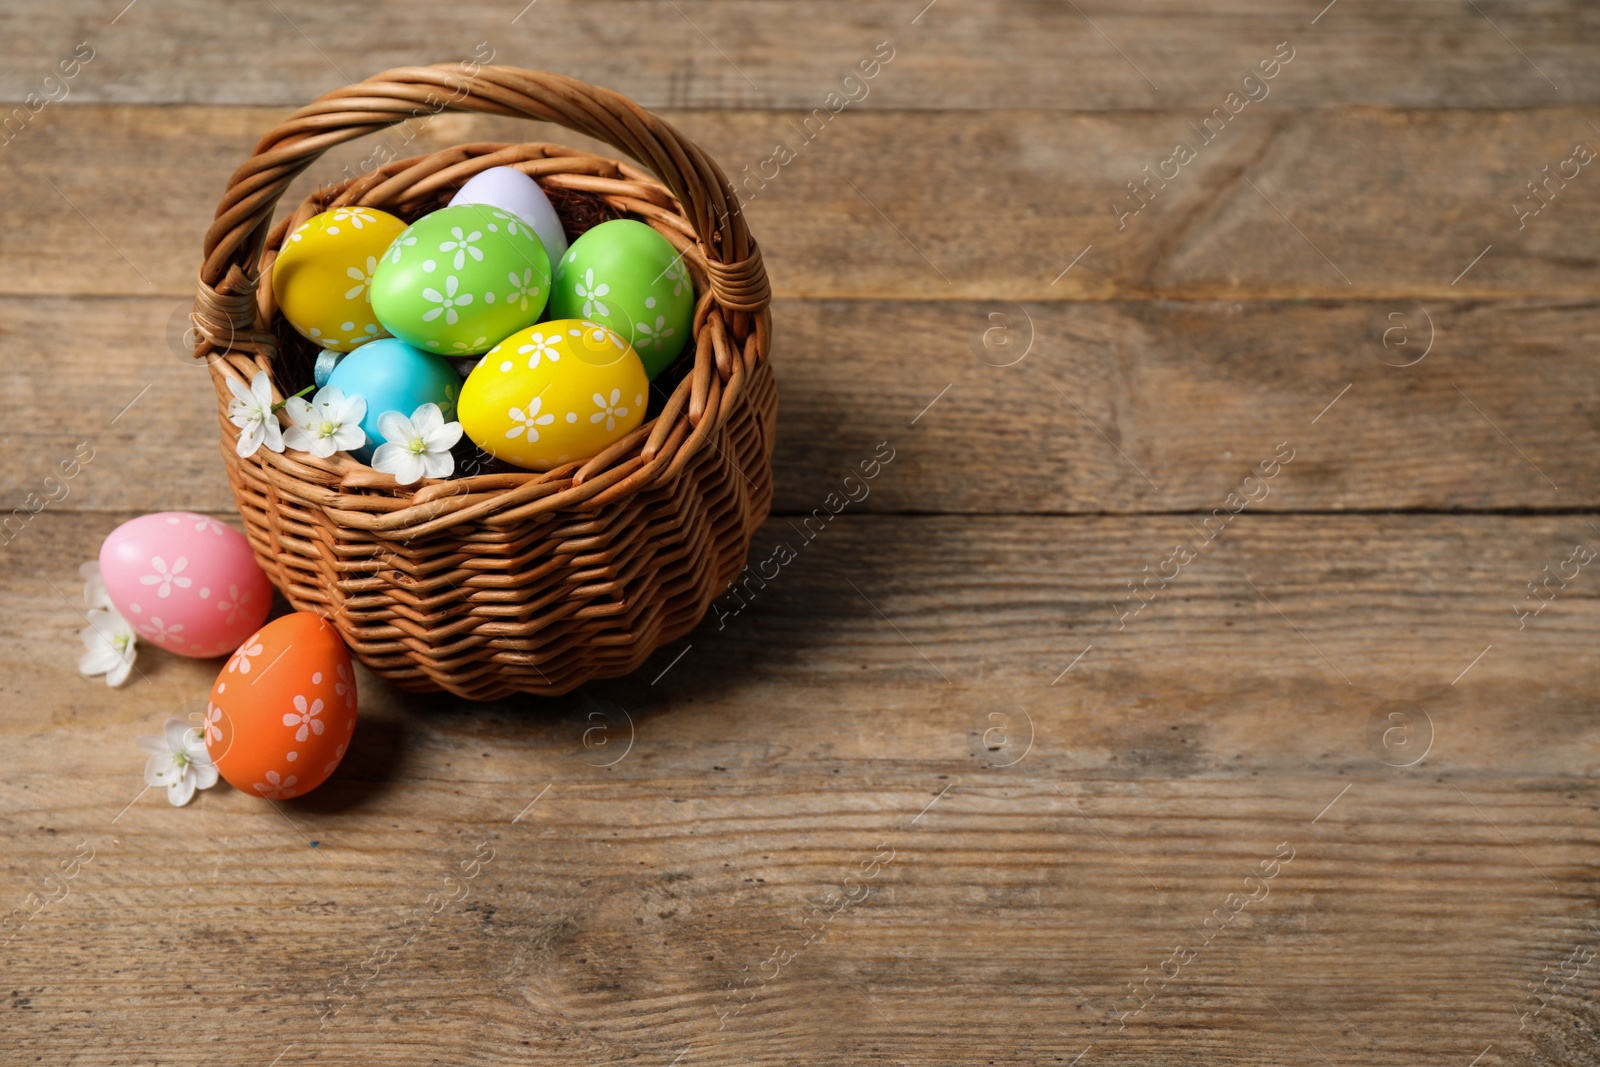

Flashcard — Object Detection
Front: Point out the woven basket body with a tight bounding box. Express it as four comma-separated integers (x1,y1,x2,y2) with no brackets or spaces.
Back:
191,65,775,699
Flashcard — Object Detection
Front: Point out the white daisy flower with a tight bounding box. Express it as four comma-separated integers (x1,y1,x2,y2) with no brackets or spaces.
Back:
283,386,368,459
137,717,218,807
225,371,285,458
371,403,464,485
78,605,137,687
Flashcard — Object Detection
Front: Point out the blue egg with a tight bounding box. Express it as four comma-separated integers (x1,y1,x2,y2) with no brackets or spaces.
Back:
325,338,461,462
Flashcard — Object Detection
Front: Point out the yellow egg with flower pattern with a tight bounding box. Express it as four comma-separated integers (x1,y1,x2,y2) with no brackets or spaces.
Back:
272,206,407,351
458,319,650,471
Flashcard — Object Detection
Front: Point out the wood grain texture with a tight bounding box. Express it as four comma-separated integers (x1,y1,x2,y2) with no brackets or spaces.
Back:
3,106,1598,301
6,295,1597,515
4,2,1599,1062
2,0,1596,110
3,513,1599,1065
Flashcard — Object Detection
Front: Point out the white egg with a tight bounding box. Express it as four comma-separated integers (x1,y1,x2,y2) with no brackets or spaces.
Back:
449,166,569,264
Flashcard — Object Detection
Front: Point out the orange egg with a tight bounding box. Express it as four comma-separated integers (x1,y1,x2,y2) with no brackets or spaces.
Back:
204,612,357,800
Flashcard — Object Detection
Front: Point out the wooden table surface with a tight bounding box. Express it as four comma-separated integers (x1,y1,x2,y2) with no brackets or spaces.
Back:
4,2,1599,1064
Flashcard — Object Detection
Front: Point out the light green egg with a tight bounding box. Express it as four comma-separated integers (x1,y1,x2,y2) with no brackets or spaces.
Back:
548,219,693,379
371,204,551,357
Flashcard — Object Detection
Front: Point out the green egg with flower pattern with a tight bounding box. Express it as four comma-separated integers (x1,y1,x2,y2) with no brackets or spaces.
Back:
548,219,693,379
370,204,551,357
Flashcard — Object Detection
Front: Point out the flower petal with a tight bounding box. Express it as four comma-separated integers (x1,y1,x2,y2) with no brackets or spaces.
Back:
338,392,367,424
376,410,414,445
423,420,464,452
282,426,316,453
249,370,274,406
393,452,427,484
84,608,132,643
164,717,193,753
236,421,265,458
284,396,315,427
79,617,111,652
191,762,219,789
260,420,285,453
420,450,455,480
373,444,425,485
105,653,134,687
332,425,367,452
167,773,197,807
314,385,346,408
96,604,133,638
79,644,118,675
79,561,109,606
144,752,172,786
410,403,444,437
183,727,213,759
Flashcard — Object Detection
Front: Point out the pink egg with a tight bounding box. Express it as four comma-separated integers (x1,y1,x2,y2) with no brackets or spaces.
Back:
98,512,272,658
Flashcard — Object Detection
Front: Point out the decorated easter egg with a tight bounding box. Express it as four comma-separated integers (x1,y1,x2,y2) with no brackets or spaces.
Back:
548,219,693,379
98,512,271,658
205,612,356,801
457,319,649,471
325,337,460,462
272,206,406,351
449,166,568,265
370,204,551,356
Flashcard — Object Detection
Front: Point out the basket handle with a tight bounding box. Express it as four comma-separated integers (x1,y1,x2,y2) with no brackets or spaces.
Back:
194,62,769,352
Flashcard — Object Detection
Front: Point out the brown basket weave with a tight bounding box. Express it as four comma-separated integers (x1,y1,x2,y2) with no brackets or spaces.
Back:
190,64,776,700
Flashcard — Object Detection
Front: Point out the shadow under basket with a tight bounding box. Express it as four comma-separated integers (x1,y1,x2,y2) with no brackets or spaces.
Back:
190,64,776,700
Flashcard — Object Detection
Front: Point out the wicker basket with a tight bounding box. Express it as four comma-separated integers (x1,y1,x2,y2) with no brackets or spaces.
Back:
190,64,776,700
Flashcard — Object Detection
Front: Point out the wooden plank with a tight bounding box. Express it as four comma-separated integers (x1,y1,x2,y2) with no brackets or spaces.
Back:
2,0,1596,110
4,4,1594,1062
5,295,1597,515
7,512,1599,766
3,512,1598,1064
3,106,1597,302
